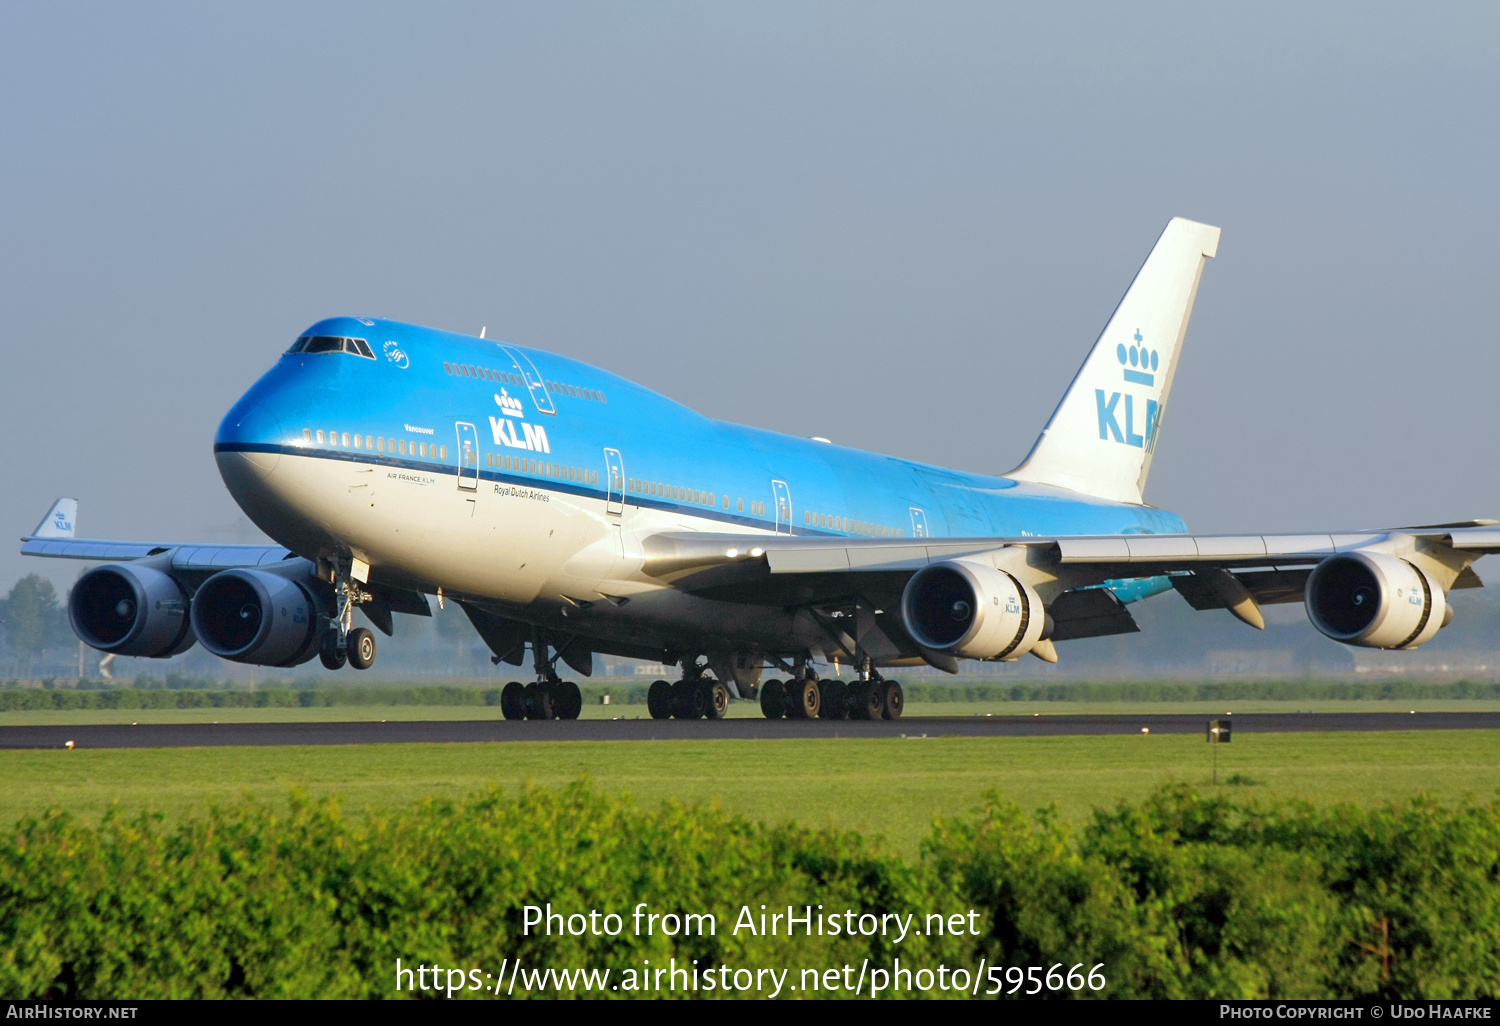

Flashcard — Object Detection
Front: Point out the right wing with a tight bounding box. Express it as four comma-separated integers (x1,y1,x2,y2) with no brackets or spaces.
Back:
641,521,1498,668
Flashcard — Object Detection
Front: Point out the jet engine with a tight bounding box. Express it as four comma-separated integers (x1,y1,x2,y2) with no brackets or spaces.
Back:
190,566,329,666
901,559,1045,660
1304,551,1447,650
69,563,196,658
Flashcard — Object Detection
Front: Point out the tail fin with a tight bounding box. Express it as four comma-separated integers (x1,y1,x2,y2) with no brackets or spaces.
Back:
1006,217,1220,504
30,498,77,539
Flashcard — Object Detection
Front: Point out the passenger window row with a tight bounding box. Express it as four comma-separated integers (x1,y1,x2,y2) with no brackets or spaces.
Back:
446,361,526,387
544,379,606,403
286,336,376,359
301,427,446,461
807,510,902,538
624,478,770,518
488,452,599,486
298,426,604,487
628,478,722,510
443,361,607,404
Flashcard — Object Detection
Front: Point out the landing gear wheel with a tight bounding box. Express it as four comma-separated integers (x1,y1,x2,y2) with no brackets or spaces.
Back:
500,681,526,720
706,680,731,720
647,679,673,719
679,680,710,719
881,680,904,720
849,681,884,720
788,677,821,719
523,682,550,720
816,679,845,720
319,631,346,671
759,680,785,719
558,681,583,720
347,627,376,670
535,683,558,720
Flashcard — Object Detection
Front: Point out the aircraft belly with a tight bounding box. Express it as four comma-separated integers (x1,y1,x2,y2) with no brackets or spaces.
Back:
508,585,807,654
224,452,827,656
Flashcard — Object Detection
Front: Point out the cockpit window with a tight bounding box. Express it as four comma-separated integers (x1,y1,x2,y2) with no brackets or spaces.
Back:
290,335,376,359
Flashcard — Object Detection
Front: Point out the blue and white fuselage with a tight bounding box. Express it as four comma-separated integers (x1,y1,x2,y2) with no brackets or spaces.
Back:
214,314,1183,662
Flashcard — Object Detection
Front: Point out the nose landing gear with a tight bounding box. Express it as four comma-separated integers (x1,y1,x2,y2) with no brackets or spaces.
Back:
319,571,376,671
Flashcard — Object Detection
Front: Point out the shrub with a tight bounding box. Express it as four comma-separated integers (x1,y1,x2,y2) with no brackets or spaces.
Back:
1,786,1497,999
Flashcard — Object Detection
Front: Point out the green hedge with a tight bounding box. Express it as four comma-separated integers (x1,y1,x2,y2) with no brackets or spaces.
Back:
2,785,1496,999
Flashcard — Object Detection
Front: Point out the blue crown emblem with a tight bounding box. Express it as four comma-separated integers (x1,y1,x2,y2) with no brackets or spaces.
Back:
1116,330,1157,386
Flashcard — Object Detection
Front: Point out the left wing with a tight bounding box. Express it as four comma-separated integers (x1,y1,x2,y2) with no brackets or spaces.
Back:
19,498,431,649
21,497,292,577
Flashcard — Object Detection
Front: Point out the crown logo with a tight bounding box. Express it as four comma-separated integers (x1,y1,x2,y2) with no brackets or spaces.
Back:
1117,330,1158,386
495,390,526,418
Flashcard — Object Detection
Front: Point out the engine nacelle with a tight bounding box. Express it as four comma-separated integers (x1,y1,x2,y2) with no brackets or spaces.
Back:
901,559,1045,660
69,563,196,658
190,567,327,666
1305,551,1446,650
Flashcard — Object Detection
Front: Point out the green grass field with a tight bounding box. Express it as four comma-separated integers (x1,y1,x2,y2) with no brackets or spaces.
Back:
4,729,1496,856
4,697,1499,725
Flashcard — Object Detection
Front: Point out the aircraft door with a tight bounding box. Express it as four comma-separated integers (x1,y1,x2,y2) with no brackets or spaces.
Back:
604,448,626,516
497,345,557,416
455,422,479,491
909,507,929,537
772,480,793,535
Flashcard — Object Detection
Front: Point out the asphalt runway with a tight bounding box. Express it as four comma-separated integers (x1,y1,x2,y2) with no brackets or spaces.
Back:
2,712,1497,750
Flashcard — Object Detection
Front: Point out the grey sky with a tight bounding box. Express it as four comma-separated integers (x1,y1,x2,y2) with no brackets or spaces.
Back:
2,3,1497,599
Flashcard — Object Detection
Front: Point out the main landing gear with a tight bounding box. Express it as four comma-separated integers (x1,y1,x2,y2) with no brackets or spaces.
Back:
499,632,583,721
646,661,731,720
319,572,376,671
759,670,902,721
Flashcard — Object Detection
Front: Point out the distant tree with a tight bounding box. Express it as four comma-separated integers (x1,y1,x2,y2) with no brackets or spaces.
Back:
3,575,64,677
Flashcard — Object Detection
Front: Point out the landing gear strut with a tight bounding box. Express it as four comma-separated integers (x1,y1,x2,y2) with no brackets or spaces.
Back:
319,568,376,671
500,631,581,721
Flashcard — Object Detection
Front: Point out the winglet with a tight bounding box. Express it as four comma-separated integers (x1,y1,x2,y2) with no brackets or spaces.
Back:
30,498,77,539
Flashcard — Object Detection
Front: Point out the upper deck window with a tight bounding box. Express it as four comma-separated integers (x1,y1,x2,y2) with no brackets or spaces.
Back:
288,335,376,359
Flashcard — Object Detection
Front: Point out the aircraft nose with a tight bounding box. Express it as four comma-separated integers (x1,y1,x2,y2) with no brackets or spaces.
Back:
217,402,283,477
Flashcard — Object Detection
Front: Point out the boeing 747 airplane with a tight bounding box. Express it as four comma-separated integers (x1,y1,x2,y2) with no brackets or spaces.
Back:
23,218,1499,721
